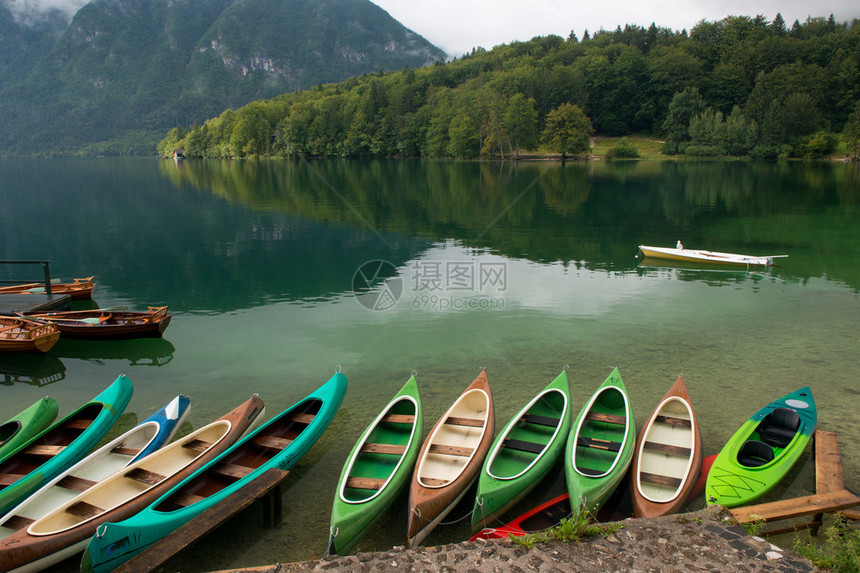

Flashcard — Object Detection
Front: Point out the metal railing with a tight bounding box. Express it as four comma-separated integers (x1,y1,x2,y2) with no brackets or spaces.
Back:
0,260,53,294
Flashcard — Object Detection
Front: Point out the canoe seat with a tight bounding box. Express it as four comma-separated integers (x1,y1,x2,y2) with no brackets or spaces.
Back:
577,436,621,452
759,408,800,448
644,442,692,457
577,466,605,476
444,416,484,427
640,471,683,488
125,467,166,486
110,446,142,456
429,444,474,457
57,474,98,492
182,439,212,453
521,414,560,428
654,415,692,428
503,438,545,455
381,414,415,425
585,412,626,425
66,500,104,520
420,477,449,486
345,476,387,490
213,463,254,480
252,435,293,450
3,514,35,531
290,412,316,425
737,440,774,468
361,443,407,455
170,492,207,507
65,419,94,430
23,444,65,456
0,473,25,486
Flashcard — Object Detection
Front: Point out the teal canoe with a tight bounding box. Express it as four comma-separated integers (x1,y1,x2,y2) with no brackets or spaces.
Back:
0,375,133,515
328,373,423,555
471,368,571,532
706,387,817,508
564,368,635,513
82,370,347,573
0,397,59,463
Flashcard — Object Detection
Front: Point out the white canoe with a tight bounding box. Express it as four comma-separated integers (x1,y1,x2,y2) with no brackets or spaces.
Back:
638,245,786,267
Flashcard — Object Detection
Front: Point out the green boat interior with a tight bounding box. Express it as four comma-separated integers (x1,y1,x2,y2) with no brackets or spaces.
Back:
736,407,802,468
575,388,627,476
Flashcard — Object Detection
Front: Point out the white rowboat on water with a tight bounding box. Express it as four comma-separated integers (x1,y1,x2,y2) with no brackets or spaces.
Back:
638,245,788,267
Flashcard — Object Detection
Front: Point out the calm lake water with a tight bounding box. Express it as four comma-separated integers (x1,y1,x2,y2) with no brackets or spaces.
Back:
1,157,859,570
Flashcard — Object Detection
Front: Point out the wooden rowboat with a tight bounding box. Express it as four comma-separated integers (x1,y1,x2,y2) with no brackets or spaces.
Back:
630,375,702,518
564,368,635,513
471,369,571,532
0,395,191,545
25,307,172,340
0,394,265,572
407,369,494,548
470,492,572,541
0,277,95,301
82,370,347,573
0,375,134,515
0,316,60,354
0,398,59,463
706,387,816,508
328,373,423,555
638,245,786,267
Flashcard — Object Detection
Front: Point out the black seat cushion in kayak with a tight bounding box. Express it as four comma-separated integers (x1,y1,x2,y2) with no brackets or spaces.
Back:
737,440,775,467
759,407,800,448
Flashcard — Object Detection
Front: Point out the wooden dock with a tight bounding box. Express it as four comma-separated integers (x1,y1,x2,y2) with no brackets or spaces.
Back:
0,293,71,315
112,467,289,573
730,430,860,535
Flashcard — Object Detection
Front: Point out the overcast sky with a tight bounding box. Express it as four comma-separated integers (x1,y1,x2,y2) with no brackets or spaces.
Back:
372,0,860,56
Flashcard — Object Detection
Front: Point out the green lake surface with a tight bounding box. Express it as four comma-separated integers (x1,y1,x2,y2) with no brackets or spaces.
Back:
1,157,859,570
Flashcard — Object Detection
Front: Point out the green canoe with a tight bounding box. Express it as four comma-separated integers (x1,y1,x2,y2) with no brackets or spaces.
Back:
328,373,423,555
0,397,59,463
564,368,635,513
706,386,817,508
471,368,571,532
82,370,347,573
0,375,132,514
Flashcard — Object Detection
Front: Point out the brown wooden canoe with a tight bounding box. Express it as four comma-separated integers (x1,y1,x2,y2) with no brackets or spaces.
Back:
407,369,494,547
26,307,172,339
0,316,60,354
0,276,95,301
630,375,703,518
0,394,265,571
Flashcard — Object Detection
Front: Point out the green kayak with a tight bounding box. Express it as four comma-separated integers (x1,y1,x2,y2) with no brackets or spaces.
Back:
0,375,133,515
0,397,59,462
564,368,635,513
471,368,571,532
328,373,423,555
706,386,817,508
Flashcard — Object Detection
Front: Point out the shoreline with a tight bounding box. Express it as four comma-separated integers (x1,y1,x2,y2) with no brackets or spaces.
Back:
212,506,819,572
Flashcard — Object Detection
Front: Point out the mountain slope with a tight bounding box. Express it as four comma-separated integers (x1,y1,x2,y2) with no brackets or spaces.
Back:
0,0,445,155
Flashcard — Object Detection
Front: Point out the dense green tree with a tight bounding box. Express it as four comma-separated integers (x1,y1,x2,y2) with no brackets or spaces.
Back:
541,102,593,158
503,93,538,158
844,102,860,160
662,87,706,154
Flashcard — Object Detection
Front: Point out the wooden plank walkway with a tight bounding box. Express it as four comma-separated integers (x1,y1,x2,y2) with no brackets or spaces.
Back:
729,430,860,535
0,293,71,314
112,468,289,573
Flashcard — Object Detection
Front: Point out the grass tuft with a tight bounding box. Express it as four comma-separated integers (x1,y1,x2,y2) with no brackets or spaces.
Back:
511,506,624,549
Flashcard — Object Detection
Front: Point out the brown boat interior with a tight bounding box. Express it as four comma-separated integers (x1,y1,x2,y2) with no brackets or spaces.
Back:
0,404,100,488
154,399,322,512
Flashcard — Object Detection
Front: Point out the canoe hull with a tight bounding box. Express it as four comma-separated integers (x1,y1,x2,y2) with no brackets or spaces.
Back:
0,398,59,463
26,308,172,340
471,369,571,532
82,372,347,573
706,387,816,508
471,493,572,541
0,317,60,354
408,369,494,547
330,374,422,555
0,375,133,515
0,395,264,573
630,375,702,518
564,368,635,513
638,245,776,267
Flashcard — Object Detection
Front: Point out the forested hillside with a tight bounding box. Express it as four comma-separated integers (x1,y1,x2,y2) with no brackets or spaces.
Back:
0,0,444,156
162,15,860,160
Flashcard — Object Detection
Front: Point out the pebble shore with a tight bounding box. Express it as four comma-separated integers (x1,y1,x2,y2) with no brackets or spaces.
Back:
215,506,819,572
